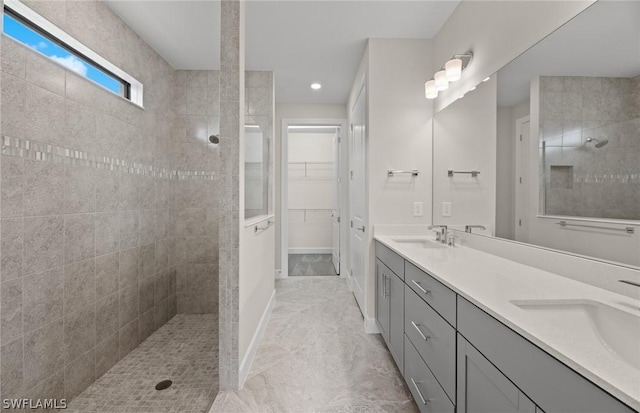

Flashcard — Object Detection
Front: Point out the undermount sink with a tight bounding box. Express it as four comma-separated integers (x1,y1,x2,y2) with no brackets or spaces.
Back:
391,236,447,249
511,299,640,370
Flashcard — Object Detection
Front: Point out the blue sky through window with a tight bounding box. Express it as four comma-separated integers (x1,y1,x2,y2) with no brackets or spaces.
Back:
3,12,124,95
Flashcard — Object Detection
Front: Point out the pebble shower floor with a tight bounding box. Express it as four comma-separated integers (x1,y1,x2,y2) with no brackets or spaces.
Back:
67,314,218,413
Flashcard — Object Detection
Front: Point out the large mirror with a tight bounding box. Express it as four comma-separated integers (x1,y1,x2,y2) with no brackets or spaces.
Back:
434,0,640,268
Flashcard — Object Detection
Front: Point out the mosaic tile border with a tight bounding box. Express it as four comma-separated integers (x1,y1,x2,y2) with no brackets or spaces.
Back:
572,173,640,184
2,136,217,180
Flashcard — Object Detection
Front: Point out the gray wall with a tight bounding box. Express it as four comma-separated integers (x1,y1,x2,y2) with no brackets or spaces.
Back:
0,0,181,403
540,75,640,220
174,70,220,314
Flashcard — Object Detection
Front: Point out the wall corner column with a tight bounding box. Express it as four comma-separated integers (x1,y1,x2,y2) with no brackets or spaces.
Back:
218,0,245,390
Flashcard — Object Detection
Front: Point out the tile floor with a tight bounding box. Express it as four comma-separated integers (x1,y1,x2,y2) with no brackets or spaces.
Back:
67,314,218,413
210,277,417,412
288,254,338,276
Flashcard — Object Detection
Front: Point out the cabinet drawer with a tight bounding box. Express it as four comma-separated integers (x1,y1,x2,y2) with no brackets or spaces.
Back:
404,335,455,413
375,241,404,280
405,261,456,326
405,285,455,401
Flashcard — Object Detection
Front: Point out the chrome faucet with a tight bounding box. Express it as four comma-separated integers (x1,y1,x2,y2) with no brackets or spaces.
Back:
465,225,486,233
428,225,448,243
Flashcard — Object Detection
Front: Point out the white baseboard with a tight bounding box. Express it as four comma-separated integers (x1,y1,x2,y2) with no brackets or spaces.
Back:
239,289,276,388
364,316,380,334
288,248,332,254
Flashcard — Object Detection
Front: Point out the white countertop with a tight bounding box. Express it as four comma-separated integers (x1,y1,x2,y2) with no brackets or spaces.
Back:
375,234,640,411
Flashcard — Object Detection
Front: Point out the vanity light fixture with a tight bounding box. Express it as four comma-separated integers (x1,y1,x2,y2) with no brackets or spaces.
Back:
310,83,322,90
434,70,449,91
425,80,438,99
425,52,473,99
445,58,462,81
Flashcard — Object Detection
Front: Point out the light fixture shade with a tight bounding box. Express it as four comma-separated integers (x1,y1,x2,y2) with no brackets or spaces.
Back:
445,58,462,82
425,80,438,99
434,70,449,91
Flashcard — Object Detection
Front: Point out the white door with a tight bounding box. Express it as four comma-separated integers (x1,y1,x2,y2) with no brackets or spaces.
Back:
350,85,366,312
331,129,340,274
515,119,530,242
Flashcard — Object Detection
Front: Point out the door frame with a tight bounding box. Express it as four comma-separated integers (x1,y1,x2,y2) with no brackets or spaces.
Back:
514,115,530,243
280,118,348,277
348,78,368,319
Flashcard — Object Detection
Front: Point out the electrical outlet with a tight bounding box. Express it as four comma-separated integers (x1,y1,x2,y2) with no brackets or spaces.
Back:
413,202,423,217
442,202,452,217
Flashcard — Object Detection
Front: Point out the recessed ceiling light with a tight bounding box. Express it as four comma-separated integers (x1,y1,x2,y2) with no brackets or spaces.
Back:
310,83,322,90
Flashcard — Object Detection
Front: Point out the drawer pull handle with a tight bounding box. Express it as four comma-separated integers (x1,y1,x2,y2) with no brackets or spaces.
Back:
410,378,431,405
412,280,431,295
411,321,431,341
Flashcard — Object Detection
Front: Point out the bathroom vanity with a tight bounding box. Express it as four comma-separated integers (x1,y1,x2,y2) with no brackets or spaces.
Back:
374,236,640,413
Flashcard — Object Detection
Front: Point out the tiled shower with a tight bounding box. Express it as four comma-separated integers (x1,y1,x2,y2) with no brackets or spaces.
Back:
0,0,232,409
540,75,640,220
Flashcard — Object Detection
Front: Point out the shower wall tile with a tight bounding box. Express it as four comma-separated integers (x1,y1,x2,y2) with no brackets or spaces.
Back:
139,309,155,342
64,349,95,400
24,83,65,146
0,156,24,218
95,333,119,378
25,52,66,97
95,212,120,256
1,279,23,345
23,216,64,276
22,268,63,333
95,294,118,345
119,210,139,250
23,159,64,217
65,99,96,153
95,253,119,299
64,164,96,214
64,213,95,264
119,284,139,328
118,319,139,358
1,72,27,139
63,306,96,363
1,219,23,282
23,319,64,390
1,337,24,397
119,247,139,289
139,276,155,314
64,259,95,316
1,37,27,78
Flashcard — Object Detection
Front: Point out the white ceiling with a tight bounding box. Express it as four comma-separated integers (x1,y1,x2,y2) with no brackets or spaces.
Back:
105,1,221,68
497,1,640,107
105,1,459,104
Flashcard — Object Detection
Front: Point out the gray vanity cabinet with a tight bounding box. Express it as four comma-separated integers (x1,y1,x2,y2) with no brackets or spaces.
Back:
457,333,536,413
458,297,635,413
375,258,404,371
373,241,635,413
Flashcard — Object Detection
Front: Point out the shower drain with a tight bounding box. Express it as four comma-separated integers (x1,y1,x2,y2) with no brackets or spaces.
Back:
155,380,173,390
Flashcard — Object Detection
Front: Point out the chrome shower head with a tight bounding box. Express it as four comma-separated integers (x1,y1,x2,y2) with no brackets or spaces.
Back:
586,137,608,148
594,139,609,148
209,135,219,144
